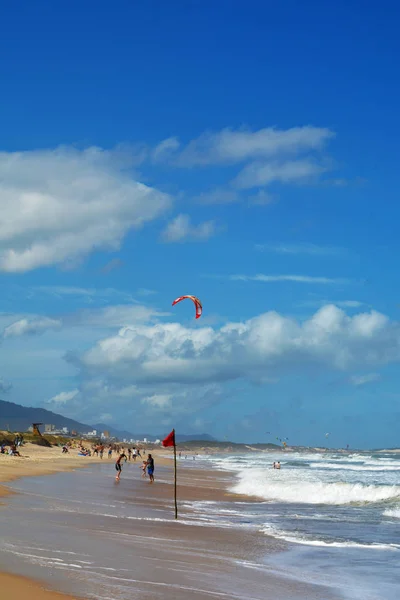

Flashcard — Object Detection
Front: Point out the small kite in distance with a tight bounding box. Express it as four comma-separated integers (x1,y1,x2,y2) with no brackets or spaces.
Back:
172,295,202,319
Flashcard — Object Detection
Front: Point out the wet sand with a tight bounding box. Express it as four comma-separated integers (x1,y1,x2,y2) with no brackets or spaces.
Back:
0,572,83,600
0,447,343,600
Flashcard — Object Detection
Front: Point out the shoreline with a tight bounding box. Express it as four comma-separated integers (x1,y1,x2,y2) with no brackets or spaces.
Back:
0,444,116,599
0,444,240,600
0,444,342,600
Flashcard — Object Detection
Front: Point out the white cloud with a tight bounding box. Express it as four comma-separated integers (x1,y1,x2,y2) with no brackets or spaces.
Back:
161,214,217,243
152,137,180,161
350,373,381,386
256,243,344,256
158,126,333,166
47,389,79,405
74,305,397,391
1,303,167,340
228,274,349,284
300,299,364,309
37,304,399,428
234,159,324,189
153,126,335,191
0,146,171,272
3,317,62,338
141,394,173,409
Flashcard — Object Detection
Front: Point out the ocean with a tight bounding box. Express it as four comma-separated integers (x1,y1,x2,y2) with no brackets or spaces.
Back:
188,450,400,600
0,450,399,600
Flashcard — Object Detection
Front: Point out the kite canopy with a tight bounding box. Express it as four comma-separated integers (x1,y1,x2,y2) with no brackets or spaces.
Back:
172,295,202,319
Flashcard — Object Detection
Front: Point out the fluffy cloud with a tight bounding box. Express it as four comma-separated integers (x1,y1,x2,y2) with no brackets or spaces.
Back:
0,146,171,272
155,126,333,166
47,389,79,405
40,304,400,428
3,317,62,338
73,305,397,389
161,214,216,243
233,159,324,189
152,125,334,191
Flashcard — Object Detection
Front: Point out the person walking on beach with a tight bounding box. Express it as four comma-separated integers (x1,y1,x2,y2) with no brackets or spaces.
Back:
115,451,127,480
146,453,155,483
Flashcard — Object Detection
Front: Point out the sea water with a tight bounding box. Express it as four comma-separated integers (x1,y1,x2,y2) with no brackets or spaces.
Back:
0,461,339,600
187,450,400,600
0,452,399,599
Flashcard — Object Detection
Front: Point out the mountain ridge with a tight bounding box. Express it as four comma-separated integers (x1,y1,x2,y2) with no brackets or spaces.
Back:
0,399,217,442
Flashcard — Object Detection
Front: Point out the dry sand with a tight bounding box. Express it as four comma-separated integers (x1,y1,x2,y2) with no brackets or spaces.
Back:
0,443,106,498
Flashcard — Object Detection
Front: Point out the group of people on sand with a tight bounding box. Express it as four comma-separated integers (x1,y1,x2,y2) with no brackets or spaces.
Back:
67,442,146,459
115,451,155,483
0,435,24,457
1,442,21,456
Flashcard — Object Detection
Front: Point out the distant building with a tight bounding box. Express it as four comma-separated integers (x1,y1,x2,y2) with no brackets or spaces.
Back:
143,438,147,444
101,431,110,439
45,424,56,432
85,430,98,438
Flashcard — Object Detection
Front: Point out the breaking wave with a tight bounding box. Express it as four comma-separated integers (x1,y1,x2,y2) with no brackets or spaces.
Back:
231,472,400,505
384,507,400,519
261,524,400,550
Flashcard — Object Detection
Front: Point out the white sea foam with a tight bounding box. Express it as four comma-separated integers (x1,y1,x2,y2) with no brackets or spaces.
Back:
231,470,400,504
384,507,400,519
261,524,400,550
310,462,400,471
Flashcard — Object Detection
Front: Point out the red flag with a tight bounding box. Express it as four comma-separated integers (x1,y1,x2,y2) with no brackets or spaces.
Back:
162,430,175,447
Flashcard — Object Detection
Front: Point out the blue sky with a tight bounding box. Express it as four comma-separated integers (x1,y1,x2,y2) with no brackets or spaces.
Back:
0,0,399,448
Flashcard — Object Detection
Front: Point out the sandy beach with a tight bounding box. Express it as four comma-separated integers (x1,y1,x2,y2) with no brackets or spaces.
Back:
0,443,342,600
0,443,110,599
0,443,232,599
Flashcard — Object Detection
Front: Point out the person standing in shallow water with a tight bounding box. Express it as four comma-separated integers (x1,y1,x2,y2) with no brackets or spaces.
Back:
115,452,127,480
146,454,155,483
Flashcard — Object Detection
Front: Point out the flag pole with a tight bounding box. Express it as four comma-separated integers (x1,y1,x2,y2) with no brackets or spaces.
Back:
173,429,178,519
